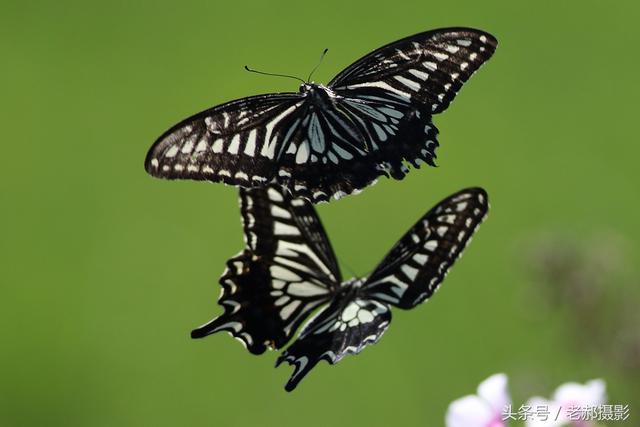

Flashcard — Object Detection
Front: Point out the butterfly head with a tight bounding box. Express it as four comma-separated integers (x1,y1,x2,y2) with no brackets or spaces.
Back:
299,83,336,106
337,277,365,298
299,82,325,93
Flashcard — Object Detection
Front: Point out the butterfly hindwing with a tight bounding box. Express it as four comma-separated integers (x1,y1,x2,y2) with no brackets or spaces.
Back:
271,103,442,201
362,188,489,308
191,185,340,354
276,292,391,391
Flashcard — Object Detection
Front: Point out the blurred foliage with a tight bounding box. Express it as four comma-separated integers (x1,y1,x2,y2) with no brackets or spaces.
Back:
1,0,639,426
525,232,640,373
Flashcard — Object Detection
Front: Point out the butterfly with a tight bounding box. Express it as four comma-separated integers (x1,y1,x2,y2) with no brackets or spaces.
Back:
191,185,489,391
145,28,497,203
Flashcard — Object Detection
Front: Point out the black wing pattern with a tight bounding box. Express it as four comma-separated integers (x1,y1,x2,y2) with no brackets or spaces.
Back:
146,28,497,203
362,188,489,308
191,185,341,354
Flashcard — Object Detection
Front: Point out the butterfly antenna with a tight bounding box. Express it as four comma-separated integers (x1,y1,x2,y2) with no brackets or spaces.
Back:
340,257,358,279
306,48,329,82
244,65,305,84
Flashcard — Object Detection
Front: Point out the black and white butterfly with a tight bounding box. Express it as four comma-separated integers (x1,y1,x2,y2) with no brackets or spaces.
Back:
145,28,497,203
191,185,489,391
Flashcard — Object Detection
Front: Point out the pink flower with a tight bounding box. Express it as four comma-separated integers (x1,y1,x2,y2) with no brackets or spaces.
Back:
525,379,606,427
446,374,511,427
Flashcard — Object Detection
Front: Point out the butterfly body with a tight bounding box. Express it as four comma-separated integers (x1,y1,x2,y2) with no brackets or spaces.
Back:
330,277,366,306
299,82,336,103
146,28,497,202
192,185,489,390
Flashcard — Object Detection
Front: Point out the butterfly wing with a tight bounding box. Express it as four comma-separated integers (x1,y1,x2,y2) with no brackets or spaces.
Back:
276,293,391,391
191,185,341,354
329,27,498,114
315,28,496,182
362,188,489,308
145,93,306,186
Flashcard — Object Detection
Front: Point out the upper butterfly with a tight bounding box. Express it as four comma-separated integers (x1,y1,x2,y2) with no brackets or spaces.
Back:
191,185,489,391
145,28,497,203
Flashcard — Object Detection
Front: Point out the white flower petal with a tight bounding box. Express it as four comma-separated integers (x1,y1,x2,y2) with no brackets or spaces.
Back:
446,395,495,427
553,379,607,406
524,397,564,427
478,373,511,414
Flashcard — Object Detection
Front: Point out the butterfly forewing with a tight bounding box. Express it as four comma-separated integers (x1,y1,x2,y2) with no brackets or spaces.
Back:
276,294,391,391
362,188,489,308
145,93,304,186
329,28,498,114
191,185,340,354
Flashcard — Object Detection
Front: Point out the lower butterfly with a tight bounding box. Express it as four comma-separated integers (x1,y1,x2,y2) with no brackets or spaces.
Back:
191,185,489,390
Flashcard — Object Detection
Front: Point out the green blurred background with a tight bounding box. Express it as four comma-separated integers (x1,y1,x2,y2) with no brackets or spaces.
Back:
2,0,639,425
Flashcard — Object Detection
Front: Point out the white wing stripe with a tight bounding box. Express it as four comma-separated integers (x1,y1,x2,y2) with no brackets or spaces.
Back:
276,241,336,281
394,75,421,92
345,82,412,101
262,103,301,159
